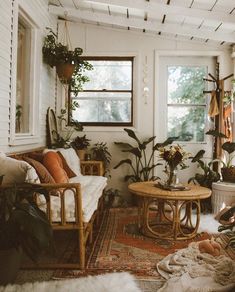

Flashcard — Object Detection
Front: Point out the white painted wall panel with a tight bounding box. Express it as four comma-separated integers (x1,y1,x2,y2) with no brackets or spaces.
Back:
0,0,57,153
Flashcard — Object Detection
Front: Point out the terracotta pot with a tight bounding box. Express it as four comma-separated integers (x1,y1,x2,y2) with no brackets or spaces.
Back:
0,248,22,285
77,149,86,161
221,167,235,183
56,63,75,83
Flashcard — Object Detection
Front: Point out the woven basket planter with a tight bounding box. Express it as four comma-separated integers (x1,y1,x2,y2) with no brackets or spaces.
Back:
221,167,235,183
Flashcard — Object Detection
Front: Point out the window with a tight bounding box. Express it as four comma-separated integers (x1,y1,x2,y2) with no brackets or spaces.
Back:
167,66,206,142
69,57,133,126
10,6,40,145
16,18,31,133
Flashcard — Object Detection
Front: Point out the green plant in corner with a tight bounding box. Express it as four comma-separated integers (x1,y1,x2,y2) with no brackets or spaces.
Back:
188,150,220,189
114,128,177,182
91,142,112,177
71,134,91,150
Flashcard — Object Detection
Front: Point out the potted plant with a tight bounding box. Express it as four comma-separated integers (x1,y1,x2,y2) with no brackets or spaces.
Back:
71,134,91,160
91,142,112,177
114,128,177,182
42,28,92,95
0,183,53,285
206,130,235,182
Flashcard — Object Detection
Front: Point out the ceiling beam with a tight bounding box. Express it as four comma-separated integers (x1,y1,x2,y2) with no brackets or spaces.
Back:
49,5,235,43
83,0,235,26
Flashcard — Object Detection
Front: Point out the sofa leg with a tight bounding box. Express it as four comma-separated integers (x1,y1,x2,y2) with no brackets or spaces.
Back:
78,229,85,270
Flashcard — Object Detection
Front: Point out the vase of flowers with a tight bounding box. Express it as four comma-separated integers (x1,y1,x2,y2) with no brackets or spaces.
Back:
158,144,189,187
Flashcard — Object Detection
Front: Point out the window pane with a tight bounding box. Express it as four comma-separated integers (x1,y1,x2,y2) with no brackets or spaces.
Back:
72,98,131,123
16,19,30,133
83,60,132,91
168,66,206,104
167,106,206,142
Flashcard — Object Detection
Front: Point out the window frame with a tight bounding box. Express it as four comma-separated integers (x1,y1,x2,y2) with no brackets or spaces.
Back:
9,4,40,146
68,56,134,127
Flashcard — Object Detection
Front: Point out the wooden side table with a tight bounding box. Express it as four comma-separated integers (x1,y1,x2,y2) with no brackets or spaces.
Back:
80,160,104,176
128,182,211,240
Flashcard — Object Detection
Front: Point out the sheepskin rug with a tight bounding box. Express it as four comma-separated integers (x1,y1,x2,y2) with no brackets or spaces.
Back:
0,272,141,292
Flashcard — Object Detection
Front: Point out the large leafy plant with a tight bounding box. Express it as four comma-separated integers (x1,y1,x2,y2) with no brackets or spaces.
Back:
0,184,53,262
91,142,112,177
114,128,176,182
188,150,220,188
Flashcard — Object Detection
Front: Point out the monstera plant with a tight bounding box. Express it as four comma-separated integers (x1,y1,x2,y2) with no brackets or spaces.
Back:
114,128,177,182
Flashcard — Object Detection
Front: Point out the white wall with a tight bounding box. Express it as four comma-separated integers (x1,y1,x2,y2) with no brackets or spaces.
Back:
59,21,233,199
0,0,57,154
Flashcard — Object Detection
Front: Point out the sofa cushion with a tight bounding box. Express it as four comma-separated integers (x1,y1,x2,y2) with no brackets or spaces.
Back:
43,151,69,183
57,151,76,178
24,157,55,184
56,148,81,176
42,175,107,223
0,154,40,184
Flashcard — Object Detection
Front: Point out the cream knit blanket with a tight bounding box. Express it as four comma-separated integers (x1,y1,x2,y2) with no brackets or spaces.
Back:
157,242,235,292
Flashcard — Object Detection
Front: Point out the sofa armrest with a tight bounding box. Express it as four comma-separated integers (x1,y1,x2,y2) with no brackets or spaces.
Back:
80,161,104,176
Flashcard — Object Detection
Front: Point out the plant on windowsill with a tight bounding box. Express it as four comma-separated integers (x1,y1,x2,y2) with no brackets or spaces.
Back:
114,128,177,182
0,183,53,285
71,134,91,161
42,27,93,96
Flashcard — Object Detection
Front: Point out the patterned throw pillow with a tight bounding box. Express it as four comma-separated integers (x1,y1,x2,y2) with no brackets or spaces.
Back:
24,157,55,184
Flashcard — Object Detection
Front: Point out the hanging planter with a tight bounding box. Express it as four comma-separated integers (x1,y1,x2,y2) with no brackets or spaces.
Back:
56,63,75,83
42,23,93,95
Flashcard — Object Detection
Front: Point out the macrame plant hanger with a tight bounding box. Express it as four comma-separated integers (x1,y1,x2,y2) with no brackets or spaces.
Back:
203,62,233,164
56,14,75,112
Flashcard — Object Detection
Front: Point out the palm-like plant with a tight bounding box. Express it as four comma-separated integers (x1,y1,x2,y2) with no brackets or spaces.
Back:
114,128,176,182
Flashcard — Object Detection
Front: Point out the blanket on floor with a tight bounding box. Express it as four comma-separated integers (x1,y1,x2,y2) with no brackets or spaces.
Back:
157,242,235,292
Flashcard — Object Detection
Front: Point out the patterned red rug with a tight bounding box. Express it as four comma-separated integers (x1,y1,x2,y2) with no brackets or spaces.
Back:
53,207,211,279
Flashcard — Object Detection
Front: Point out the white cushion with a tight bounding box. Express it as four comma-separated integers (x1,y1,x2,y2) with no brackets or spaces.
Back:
0,156,40,185
43,175,107,223
43,148,81,176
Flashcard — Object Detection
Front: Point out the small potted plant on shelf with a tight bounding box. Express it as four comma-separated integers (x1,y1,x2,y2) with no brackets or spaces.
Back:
0,183,53,285
91,142,112,177
42,27,93,96
71,134,91,160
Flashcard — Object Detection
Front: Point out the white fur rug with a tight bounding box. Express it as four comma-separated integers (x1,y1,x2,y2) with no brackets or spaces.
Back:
197,213,220,234
0,272,141,292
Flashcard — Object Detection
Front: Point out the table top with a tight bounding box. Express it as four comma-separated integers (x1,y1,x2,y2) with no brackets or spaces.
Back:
128,181,211,200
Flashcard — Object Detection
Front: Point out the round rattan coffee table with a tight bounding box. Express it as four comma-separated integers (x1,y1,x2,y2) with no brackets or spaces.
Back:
128,182,211,240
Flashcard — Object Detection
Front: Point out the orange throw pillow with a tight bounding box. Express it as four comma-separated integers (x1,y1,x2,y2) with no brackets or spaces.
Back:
43,151,69,183
57,151,76,178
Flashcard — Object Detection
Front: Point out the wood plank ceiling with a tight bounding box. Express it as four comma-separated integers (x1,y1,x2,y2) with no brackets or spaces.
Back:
48,0,235,46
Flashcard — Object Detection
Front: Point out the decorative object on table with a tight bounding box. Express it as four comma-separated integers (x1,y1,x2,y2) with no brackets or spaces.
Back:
158,144,189,188
71,134,91,160
114,128,177,182
91,142,112,177
0,183,53,285
42,25,92,95
206,130,235,182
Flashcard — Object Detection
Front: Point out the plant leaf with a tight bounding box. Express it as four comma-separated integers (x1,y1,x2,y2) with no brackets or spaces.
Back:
153,136,178,150
206,130,227,138
191,150,205,162
222,142,235,154
124,128,140,144
113,159,132,169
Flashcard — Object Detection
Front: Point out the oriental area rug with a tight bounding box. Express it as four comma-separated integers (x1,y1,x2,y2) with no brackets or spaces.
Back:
53,207,214,279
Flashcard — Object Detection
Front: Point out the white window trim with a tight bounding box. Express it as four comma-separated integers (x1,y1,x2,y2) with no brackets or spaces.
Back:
154,50,225,146
9,3,40,146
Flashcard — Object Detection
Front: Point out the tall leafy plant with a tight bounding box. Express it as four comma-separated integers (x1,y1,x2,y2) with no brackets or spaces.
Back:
114,128,176,182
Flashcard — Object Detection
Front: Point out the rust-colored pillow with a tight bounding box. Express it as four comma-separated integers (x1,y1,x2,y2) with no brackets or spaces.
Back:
23,157,55,184
28,152,44,163
43,152,69,183
57,151,76,178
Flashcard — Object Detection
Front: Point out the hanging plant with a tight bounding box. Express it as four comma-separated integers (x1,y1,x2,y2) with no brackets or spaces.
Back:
42,27,93,96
